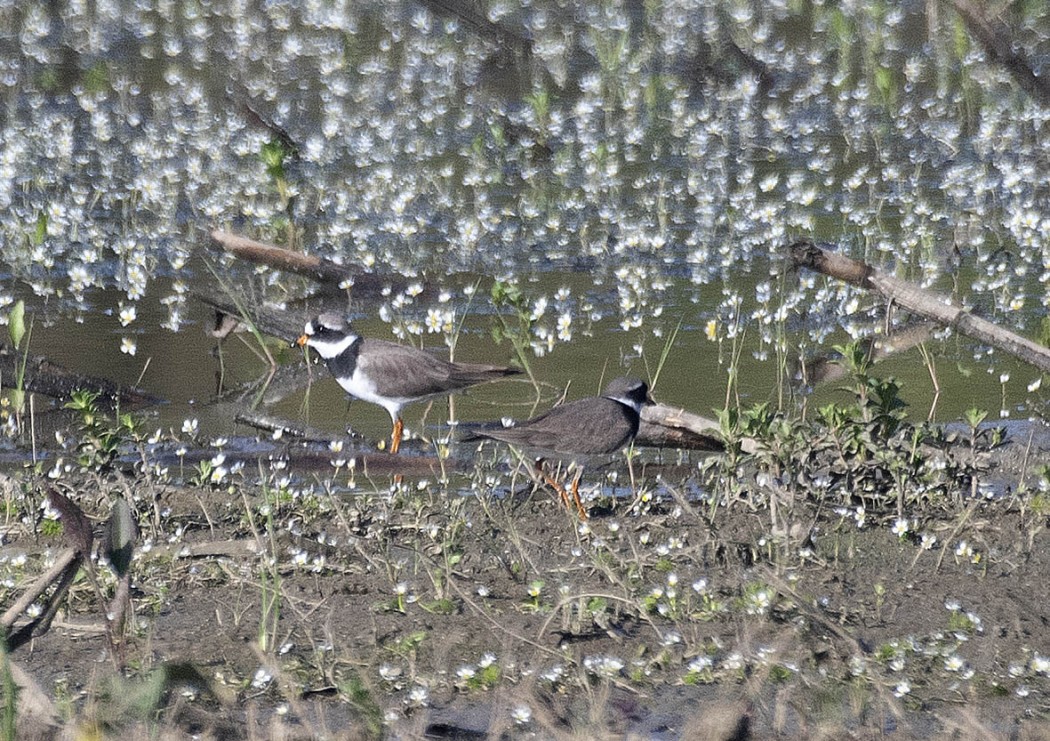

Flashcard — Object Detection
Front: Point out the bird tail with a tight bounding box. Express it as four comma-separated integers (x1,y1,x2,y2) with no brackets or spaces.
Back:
450,364,522,384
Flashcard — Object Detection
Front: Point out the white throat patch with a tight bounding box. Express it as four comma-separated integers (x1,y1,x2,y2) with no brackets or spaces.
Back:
306,332,358,360
608,394,644,414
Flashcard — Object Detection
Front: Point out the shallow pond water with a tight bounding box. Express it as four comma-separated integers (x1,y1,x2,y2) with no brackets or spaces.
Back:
0,0,1048,447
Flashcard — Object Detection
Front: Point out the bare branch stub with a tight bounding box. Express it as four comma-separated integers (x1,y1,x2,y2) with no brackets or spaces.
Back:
786,238,874,288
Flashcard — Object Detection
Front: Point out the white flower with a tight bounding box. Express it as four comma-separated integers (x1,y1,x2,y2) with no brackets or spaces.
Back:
408,685,429,706
511,705,532,724
251,667,273,688
1030,655,1050,675
891,518,909,537
118,305,137,326
120,337,137,355
688,656,713,673
379,664,402,681
424,308,443,333
556,312,572,341
456,665,476,681
894,680,911,697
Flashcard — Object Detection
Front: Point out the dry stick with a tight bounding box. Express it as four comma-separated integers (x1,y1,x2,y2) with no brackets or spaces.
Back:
208,230,397,299
234,411,344,443
933,501,980,573
448,578,563,660
537,592,665,645
4,555,83,651
786,239,1050,373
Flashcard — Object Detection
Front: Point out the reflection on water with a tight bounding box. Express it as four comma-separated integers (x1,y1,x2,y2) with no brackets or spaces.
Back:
0,0,1048,442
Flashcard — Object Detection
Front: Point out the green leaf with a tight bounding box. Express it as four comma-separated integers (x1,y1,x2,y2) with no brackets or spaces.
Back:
8,300,24,350
32,212,47,247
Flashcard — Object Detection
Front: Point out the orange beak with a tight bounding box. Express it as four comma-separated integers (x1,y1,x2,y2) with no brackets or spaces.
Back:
295,334,309,348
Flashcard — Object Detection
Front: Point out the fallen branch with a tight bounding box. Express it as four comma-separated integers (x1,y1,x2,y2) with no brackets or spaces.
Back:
193,291,303,343
950,1,1050,106
210,230,349,283
209,230,394,298
638,403,726,452
786,239,1050,374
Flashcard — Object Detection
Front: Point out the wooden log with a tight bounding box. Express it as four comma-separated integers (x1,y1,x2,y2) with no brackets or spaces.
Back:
786,239,1050,374
210,230,347,283
1,548,79,629
638,403,726,452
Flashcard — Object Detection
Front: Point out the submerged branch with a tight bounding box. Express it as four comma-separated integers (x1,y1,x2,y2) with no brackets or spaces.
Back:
797,322,937,387
0,346,161,407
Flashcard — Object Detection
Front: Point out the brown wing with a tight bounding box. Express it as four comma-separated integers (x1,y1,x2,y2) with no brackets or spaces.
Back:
472,396,638,456
358,339,515,399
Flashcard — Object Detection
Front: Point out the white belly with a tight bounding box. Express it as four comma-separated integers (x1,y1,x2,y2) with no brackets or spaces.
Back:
335,369,406,421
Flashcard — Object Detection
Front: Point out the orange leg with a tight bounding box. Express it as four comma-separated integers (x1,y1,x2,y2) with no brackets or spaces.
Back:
534,461,588,520
390,417,404,455
567,471,587,520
